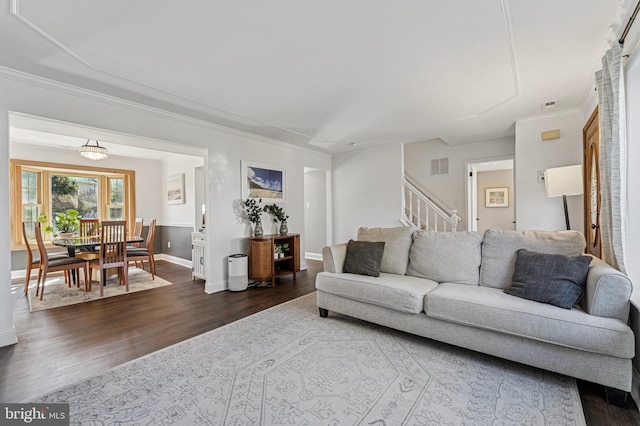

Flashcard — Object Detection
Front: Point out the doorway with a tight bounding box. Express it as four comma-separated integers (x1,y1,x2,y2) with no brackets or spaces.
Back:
303,167,331,260
466,157,515,233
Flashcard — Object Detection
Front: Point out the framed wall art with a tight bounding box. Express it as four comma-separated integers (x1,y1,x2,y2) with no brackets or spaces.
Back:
485,187,509,208
166,174,185,205
241,161,286,202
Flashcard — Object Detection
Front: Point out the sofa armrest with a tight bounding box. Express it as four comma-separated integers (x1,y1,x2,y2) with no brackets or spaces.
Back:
583,255,633,322
322,243,347,273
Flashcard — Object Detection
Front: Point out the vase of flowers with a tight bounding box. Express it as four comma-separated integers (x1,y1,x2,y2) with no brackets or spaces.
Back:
243,198,264,237
264,203,289,235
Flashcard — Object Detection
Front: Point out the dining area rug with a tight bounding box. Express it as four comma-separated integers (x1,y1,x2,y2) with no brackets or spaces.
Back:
27,268,172,312
37,293,585,425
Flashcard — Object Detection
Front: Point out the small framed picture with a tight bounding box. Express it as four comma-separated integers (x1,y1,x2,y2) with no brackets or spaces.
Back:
167,174,185,205
241,161,286,202
485,187,509,208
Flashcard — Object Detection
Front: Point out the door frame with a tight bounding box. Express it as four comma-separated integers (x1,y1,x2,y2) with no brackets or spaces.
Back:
465,155,515,232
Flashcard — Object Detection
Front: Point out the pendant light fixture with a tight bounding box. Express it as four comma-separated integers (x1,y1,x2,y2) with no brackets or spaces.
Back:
79,139,108,160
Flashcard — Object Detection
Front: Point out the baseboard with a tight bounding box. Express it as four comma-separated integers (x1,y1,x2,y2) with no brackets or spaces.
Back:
305,252,322,261
11,269,28,280
155,254,192,268
632,366,640,410
0,326,18,348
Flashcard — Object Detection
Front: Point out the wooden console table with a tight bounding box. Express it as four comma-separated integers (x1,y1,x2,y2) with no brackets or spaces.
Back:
249,233,300,287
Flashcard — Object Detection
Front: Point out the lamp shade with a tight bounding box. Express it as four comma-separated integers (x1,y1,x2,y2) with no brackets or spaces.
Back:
544,165,583,197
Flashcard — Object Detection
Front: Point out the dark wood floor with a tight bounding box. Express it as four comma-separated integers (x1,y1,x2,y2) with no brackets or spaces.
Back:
1,259,638,425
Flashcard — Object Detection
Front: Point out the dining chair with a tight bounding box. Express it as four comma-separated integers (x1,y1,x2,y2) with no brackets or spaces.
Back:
88,220,129,297
21,222,70,295
127,218,156,279
79,218,100,237
77,218,101,261
130,217,144,268
33,222,89,300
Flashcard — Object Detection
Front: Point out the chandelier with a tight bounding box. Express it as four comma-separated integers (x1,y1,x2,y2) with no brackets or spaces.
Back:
79,140,108,160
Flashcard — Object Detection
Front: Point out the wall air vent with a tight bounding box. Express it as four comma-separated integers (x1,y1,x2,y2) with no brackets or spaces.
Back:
543,100,558,110
431,158,449,175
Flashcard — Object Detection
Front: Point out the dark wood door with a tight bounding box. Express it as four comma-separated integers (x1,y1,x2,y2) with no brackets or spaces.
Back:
583,107,601,258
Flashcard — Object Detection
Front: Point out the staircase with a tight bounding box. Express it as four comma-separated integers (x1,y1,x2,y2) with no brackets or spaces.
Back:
402,174,461,231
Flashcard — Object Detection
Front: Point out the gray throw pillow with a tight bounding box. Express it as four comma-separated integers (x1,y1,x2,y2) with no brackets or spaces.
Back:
504,249,592,309
343,239,385,277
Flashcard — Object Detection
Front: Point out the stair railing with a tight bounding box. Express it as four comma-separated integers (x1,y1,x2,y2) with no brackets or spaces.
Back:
402,174,461,232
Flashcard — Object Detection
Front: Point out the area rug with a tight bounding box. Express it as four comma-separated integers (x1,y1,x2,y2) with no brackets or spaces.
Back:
28,268,172,312
37,293,585,425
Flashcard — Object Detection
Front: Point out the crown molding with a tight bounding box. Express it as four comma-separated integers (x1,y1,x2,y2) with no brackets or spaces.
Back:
514,108,583,124
0,66,331,159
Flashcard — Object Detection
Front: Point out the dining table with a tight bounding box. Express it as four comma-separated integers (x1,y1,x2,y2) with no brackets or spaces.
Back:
52,235,145,285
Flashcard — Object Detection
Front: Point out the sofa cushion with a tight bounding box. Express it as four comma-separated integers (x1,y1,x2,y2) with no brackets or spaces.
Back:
343,240,385,277
479,229,586,289
316,271,438,314
407,231,482,285
425,283,634,358
357,226,414,275
505,249,592,309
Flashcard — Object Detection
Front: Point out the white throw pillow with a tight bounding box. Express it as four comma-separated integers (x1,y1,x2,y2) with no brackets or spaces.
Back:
406,231,482,285
357,226,414,275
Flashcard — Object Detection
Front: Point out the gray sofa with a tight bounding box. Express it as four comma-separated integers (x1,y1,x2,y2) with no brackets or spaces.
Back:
315,227,635,403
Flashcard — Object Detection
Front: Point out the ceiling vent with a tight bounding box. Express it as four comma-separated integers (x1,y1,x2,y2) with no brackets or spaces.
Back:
543,100,558,110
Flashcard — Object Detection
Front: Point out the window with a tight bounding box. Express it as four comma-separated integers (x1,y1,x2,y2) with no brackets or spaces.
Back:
11,160,136,248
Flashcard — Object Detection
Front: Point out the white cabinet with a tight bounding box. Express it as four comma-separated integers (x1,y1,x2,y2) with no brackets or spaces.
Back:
191,232,206,280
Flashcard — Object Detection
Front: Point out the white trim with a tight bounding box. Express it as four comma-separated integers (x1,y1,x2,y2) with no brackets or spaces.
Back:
0,326,18,347
155,253,191,268
305,252,322,261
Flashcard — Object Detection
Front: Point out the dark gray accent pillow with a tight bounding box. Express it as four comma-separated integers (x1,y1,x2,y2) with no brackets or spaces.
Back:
343,239,385,277
504,249,592,309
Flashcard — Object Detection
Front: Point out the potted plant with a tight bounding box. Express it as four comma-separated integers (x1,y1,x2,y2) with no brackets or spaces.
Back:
274,245,283,259
281,242,290,256
38,209,82,238
243,198,264,237
264,203,289,235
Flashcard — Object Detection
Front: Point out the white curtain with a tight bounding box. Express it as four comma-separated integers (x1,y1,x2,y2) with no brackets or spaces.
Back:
596,44,628,273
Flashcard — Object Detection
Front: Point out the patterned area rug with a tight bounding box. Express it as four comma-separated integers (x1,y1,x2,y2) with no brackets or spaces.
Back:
28,268,172,312
37,293,585,425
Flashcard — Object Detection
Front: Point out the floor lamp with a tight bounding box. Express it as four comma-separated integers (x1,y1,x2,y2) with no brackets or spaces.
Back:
544,165,584,230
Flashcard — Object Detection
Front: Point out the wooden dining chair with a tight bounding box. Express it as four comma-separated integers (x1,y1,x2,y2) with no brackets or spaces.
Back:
21,222,70,295
33,222,89,300
79,218,100,237
88,221,129,297
127,218,156,279
130,217,144,268
77,218,101,261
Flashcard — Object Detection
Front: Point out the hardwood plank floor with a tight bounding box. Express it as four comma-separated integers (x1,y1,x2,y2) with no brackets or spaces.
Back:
1,259,638,425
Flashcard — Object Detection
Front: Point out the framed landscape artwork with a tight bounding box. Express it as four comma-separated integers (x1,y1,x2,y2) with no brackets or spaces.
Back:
485,187,509,208
167,174,185,204
241,161,286,202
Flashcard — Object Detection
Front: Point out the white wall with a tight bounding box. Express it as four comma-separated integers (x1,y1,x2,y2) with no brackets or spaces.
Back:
477,169,515,234
0,70,331,347
515,109,585,232
161,154,204,228
9,143,164,222
404,137,515,230
332,144,403,243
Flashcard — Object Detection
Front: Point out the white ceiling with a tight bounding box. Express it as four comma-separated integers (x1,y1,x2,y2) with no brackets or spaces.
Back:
1,0,637,155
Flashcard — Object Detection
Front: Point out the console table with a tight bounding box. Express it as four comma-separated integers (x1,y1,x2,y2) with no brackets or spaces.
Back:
249,233,300,287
